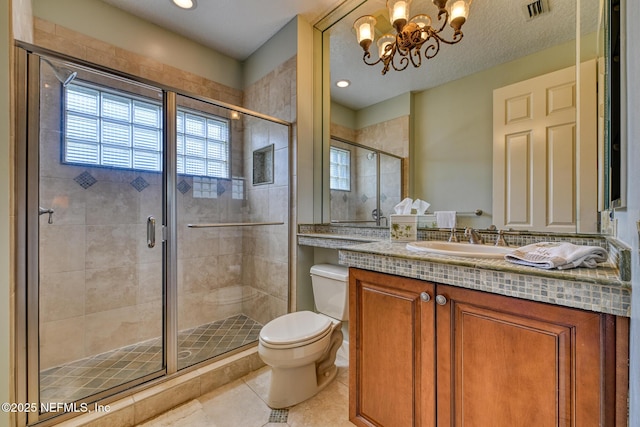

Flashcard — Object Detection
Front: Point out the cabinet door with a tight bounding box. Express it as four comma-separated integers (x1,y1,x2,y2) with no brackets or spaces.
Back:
435,284,606,427
349,268,436,427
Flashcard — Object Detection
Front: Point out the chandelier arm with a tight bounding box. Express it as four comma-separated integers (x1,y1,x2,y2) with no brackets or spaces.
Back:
422,36,442,60
391,48,410,72
430,31,464,46
362,50,383,67
434,9,449,33
409,46,423,68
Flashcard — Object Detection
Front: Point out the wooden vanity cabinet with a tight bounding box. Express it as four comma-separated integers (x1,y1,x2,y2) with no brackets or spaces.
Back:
348,268,436,427
349,268,628,427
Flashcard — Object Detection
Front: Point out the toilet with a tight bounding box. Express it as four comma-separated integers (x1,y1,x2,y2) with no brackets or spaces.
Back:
258,264,349,409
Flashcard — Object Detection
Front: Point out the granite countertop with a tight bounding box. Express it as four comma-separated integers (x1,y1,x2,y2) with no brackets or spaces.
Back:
338,240,630,317
340,240,627,288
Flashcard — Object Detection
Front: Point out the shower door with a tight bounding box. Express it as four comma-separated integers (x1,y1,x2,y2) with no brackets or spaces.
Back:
29,54,166,419
19,48,291,425
329,137,403,225
174,95,289,370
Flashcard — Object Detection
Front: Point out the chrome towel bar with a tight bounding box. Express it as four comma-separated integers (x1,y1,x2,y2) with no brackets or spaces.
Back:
187,221,285,228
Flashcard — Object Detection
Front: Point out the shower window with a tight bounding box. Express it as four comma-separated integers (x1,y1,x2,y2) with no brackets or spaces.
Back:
63,82,231,178
177,109,230,178
329,146,351,191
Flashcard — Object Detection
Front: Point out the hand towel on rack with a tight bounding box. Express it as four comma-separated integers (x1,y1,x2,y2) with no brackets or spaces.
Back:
434,211,457,229
504,242,608,270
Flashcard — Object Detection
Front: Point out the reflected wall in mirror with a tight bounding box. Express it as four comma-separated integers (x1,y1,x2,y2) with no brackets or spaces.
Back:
322,0,611,233
330,138,403,226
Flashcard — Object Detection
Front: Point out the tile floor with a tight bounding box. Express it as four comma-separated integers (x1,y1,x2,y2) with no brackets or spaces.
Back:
136,354,354,427
40,315,262,404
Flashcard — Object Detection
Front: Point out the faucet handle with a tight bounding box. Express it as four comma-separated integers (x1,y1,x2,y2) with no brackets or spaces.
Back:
448,228,458,242
495,230,508,247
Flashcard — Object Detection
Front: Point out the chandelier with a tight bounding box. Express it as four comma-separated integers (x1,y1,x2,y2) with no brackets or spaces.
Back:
353,0,472,75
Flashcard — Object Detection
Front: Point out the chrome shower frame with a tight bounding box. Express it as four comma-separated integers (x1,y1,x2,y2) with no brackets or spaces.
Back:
14,43,293,426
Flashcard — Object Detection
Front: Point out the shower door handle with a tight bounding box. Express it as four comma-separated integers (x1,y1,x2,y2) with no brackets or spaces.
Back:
147,216,156,248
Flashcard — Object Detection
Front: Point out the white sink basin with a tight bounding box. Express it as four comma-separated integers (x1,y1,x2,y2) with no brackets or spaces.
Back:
406,241,513,259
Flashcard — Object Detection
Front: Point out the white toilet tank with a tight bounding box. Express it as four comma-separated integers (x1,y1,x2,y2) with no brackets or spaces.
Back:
310,264,349,321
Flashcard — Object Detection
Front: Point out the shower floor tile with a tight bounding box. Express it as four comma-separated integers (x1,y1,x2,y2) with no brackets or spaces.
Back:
40,314,262,405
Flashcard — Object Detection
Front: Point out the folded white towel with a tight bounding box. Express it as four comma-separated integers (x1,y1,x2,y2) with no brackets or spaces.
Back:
504,242,608,270
435,211,457,229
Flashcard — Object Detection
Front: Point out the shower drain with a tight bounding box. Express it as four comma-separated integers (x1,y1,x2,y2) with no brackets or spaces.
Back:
268,409,289,423
177,350,192,360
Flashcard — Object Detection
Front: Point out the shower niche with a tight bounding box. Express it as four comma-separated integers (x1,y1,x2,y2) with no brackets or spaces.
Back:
253,144,274,185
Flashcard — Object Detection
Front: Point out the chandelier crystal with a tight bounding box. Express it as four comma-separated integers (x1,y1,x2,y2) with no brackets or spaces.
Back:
354,0,472,75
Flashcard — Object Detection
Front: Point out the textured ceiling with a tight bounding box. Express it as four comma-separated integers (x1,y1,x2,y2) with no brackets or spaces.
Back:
100,0,602,111
100,0,345,60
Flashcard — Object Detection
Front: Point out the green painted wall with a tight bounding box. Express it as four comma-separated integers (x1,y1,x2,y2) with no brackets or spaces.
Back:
412,37,582,220
243,16,298,87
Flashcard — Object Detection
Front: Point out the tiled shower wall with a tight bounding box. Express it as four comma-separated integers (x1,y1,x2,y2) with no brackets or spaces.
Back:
330,118,408,223
330,140,377,222
240,57,295,325
35,20,291,368
331,115,409,159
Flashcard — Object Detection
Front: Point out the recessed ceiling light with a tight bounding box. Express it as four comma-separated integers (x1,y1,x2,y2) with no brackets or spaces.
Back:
172,0,196,9
336,80,350,88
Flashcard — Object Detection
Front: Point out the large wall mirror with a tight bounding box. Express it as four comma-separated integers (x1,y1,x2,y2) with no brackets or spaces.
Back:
318,0,622,232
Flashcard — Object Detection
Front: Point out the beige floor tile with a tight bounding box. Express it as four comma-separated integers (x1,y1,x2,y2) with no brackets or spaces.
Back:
135,360,355,427
242,366,271,403
198,379,272,427
136,400,209,427
287,379,353,427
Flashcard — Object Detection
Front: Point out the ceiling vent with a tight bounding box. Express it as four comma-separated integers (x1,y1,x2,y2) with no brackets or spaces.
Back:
523,0,550,21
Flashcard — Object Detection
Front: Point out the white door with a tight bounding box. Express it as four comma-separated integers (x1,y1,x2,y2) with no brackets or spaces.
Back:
493,60,598,233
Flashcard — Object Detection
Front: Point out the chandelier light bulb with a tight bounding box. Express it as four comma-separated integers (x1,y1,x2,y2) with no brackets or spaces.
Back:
377,34,396,59
387,0,413,32
448,0,470,33
354,15,377,51
410,14,432,41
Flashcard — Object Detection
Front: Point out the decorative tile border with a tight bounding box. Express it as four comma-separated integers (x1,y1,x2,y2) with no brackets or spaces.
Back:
297,234,383,249
338,242,630,317
298,224,390,240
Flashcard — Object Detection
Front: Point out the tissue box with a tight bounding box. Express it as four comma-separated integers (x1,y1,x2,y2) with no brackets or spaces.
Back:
390,215,418,241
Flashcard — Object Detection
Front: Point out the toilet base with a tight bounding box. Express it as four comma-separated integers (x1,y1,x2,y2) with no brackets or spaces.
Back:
266,362,338,409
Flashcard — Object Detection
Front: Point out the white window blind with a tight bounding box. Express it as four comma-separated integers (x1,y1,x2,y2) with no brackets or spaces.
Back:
329,146,351,191
64,82,230,179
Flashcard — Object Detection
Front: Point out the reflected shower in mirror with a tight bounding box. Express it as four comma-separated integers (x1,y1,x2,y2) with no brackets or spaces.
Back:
329,138,403,226
322,0,613,233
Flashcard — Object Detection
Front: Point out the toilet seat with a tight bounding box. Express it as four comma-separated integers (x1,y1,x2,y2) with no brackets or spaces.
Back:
260,311,333,349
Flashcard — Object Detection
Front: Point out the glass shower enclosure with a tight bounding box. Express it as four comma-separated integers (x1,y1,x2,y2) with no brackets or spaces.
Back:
17,48,290,424
329,137,403,226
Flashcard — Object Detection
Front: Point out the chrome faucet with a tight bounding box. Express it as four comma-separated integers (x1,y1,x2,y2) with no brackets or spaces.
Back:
372,208,387,227
495,230,508,247
39,206,54,224
464,227,483,244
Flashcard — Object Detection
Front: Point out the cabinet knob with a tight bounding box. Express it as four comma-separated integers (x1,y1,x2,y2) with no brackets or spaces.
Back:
435,295,448,306
420,292,431,302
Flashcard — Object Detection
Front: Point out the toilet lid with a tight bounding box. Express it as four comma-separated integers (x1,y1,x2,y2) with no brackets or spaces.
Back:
260,311,332,346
